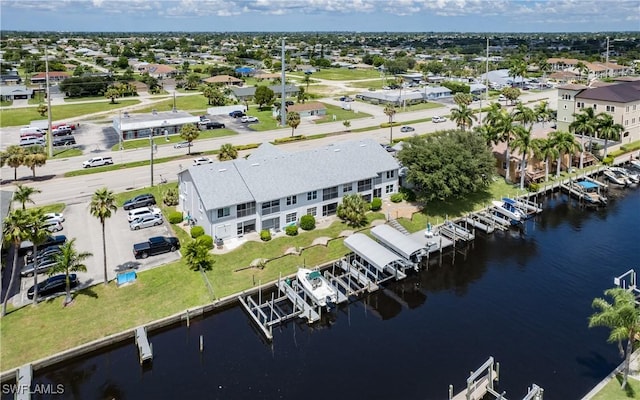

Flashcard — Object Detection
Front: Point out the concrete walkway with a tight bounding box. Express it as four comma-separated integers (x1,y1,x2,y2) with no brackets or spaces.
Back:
582,349,640,399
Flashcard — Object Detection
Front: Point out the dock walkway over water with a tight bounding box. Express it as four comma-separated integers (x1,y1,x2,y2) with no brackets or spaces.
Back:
134,327,153,365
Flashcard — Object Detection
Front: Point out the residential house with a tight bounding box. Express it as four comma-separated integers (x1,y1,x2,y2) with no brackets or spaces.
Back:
230,85,299,102
202,75,243,86
135,63,177,79
178,139,400,240
0,85,33,101
286,102,327,118
0,72,21,85
30,71,71,84
357,89,426,106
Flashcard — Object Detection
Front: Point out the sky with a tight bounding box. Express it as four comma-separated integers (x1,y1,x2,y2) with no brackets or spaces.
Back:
1,0,639,33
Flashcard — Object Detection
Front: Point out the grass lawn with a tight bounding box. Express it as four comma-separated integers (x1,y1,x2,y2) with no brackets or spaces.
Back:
27,92,46,105
131,93,210,114
34,203,66,214
290,68,381,81
396,179,525,233
51,148,83,159
591,375,640,399
110,129,237,151
348,79,385,89
244,107,281,131
0,100,140,128
314,103,372,124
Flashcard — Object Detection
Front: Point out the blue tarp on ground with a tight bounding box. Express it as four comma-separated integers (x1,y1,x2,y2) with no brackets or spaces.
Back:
577,181,599,189
117,270,137,286
235,67,254,75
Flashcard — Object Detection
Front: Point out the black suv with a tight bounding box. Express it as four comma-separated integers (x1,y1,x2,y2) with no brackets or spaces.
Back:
123,194,156,210
229,110,245,118
53,136,76,147
205,121,225,129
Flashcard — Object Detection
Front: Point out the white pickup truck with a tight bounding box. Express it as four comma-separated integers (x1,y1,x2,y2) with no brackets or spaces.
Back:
82,156,114,168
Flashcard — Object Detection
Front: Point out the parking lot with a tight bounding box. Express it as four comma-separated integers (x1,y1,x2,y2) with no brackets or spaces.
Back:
14,198,181,306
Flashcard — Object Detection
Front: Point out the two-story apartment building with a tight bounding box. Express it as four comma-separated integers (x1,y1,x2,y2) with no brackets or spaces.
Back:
178,139,400,240
557,79,640,144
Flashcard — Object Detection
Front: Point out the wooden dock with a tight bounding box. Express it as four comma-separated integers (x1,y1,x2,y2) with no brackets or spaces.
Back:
449,356,499,400
134,326,153,365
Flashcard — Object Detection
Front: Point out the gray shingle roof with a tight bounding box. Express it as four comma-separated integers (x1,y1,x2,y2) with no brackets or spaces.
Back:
344,233,404,269
247,142,284,160
576,80,640,103
182,139,399,210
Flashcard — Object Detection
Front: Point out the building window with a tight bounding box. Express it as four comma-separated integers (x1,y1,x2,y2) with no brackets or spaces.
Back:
307,191,317,201
357,179,372,192
625,120,629,126
563,105,567,109
261,200,280,215
322,186,338,201
307,207,317,216
563,117,567,122
606,105,615,112
286,195,297,206
634,105,637,111
626,106,630,112
322,202,338,216
373,188,382,198
593,104,597,110
362,194,372,202
633,118,636,124
386,170,395,179
342,183,352,193
262,217,280,231
577,102,583,108
236,202,256,218
217,207,230,218
285,212,297,224
385,184,394,193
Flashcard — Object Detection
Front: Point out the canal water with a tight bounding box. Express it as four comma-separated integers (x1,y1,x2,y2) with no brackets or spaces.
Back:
29,187,640,400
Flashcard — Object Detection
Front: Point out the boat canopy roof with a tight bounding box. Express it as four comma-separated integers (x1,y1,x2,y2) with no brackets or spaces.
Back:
307,271,321,280
577,181,598,189
344,233,404,269
370,224,426,260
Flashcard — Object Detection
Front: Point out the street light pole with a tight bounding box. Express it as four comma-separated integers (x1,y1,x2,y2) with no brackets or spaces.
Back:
150,132,155,187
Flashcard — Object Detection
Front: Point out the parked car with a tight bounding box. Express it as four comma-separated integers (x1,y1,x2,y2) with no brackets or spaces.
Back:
44,220,63,232
339,96,354,102
498,94,507,101
229,110,246,118
400,126,415,132
193,157,213,166
432,116,447,123
127,207,162,222
123,194,156,210
21,257,59,277
381,144,397,153
82,156,113,168
52,127,72,136
130,214,164,230
240,116,259,123
19,235,67,256
174,141,192,149
133,236,180,259
44,213,65,223
197,118,211,126
26,245,62,263
27,274,79,300
285,101,294,106
203,121,225,129
19,137,46,147
52,136,76,147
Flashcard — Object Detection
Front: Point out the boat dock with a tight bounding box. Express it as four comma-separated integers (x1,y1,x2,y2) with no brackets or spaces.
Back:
134,326,153,365
614,269,640,304
439,221,475,241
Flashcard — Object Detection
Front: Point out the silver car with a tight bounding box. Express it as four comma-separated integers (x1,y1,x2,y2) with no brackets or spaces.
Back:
129,214,164,230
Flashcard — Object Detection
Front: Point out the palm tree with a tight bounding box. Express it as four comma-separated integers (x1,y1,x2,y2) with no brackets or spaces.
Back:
302,74,311,92
589,287,640,390
511,126,534,189
569,107,597,169
13,184,41,210
550,130,579,177
183,240,215,271
336,194,368,228
453,93,473,107
531,138,558,182
2,209,30,316
23,145,47,178
286,111,301,137
474,125,499,148
575,61,589,84
179,124,200,155
89,188,117,285
484,102,503,126
494,110,518,182
218,143,238,161
1,145,25,181
450,104,477,131
383,105,397,144
26,209,51,305
49,239,92,306
596,113,624,159
512,102,536,131
534,100,554,128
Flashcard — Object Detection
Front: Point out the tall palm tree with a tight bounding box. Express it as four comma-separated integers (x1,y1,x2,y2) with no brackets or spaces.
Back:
89,188,117,285
2,209,30,316
531,138,558,182
26,209,51,305
512,102,536,131
550,130,579,177
596,113,624,159
569,107,597,169
183,240,215,271
575,61,589,84
534,100,554,128
23,145,47,178
2,145,25,181
450,104,477,131
494,110,518,182
218,143,238,161
511,126,534,189
484,102,503,126
302,74,311,92
475,124,499,148
49,239,92,306
286,111,301,137
179,124,200,155
13,184,42,210
589,287,640,390
383,105,397,144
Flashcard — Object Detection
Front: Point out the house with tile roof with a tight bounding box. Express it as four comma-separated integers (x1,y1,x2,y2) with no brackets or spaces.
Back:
30,71,70,84
178,139,400,239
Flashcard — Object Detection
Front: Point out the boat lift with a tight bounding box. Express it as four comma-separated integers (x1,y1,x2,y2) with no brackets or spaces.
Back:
439,220,475,242
371,224,427,265
614,269,640,304
506,197,543,218
344,233,412,282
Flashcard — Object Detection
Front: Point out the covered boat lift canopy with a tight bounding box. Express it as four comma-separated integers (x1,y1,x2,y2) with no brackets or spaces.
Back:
344,233,410,280
371,224,426,262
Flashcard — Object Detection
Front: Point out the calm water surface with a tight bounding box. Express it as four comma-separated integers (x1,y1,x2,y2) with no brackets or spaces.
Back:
28,188,640,400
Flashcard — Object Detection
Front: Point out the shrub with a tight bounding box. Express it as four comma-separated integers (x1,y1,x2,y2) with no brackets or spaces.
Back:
603,156,614,165
273,135,305,144
168,211,183,224
285,225,298,236
300,214,316,230
528,183,540,192
370,197,382,211
399,187,416,202
380,121,401,128
260,230,271,241
196,234,213,249
390,193,404,203
163,187,179,206
190,225,204,238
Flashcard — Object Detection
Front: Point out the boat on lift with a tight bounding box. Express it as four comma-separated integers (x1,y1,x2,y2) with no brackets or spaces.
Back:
629,159,640,171
603,168,630,186
609,166,639,184
491,199,525,223
570,181,608,206
296,268,338,308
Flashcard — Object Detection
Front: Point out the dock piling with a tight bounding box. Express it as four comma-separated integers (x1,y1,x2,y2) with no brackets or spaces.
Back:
199,335,203,352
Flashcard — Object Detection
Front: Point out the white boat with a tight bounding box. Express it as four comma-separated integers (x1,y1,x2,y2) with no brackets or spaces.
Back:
604,168,630,186
491,200,525,222
296,268,338,308
629,160,640,171
610,166,640,184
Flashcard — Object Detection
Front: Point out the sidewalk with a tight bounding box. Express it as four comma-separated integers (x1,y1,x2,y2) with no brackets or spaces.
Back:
582,349,640,399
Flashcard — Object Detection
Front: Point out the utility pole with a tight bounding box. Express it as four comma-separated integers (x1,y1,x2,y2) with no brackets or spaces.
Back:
150,132,155,187
605,36,610,78
45,44,53,158
280,38,286,127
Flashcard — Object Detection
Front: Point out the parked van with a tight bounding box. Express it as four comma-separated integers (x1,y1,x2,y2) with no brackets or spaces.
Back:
19,137,46,147
20,127,45,137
